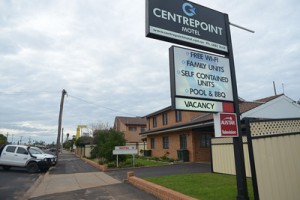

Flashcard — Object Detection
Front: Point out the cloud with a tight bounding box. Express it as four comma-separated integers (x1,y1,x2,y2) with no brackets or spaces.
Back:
1,0,299,143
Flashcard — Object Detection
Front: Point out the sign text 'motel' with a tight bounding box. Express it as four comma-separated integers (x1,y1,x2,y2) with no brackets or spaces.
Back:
146,0,228,54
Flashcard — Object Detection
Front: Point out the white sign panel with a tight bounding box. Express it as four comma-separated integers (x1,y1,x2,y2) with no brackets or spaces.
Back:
175,97,223,112
170,46,233,101
113,146,138,155
113,149,138,155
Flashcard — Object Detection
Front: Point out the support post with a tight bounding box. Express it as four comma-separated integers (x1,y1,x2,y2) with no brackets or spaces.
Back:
225,14,249,200
56,89,67,158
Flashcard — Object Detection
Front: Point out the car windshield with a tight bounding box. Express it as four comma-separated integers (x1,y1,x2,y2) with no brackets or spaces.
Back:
29,147,44,154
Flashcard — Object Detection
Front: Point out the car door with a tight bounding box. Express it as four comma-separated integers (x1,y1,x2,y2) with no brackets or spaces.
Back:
14,147,31,166
0,146,17,165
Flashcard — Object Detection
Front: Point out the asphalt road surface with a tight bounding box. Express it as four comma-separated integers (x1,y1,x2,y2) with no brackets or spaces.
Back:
0,167,41,200
105,162,211,181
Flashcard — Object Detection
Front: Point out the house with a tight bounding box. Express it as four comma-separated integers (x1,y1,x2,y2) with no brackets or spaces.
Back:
114,116,147,154
140,94,300,162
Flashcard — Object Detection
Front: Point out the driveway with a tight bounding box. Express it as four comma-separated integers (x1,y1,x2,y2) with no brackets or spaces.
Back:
105,162,211,181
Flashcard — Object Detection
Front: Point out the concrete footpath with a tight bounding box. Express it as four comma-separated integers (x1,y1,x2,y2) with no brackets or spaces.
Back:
28,171,121,198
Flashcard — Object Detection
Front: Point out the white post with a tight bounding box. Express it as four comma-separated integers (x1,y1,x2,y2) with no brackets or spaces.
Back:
133,154,135,167
117,154,119,167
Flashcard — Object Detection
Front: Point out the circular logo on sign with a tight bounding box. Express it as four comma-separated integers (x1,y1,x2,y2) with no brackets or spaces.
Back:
182,2,196,17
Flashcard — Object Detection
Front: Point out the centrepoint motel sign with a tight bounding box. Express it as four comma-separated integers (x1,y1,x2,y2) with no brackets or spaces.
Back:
145,1,248,198
146,0,238,138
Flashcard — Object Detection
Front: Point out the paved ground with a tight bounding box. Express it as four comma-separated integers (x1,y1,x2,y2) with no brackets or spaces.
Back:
106,162,211,181
26,151,211,200
0,167,40,200
27,151,158,200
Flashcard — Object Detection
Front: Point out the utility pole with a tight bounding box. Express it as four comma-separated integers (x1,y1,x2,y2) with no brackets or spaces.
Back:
61,128,64,151
56,89,67,158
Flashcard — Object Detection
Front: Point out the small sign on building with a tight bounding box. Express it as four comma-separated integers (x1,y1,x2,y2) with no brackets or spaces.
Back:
214,113,238,137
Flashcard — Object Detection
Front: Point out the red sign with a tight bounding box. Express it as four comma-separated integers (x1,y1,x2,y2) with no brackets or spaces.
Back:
214,113,238,137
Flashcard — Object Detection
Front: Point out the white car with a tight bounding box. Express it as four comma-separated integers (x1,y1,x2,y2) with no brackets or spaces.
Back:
0,145,52,173
29,147,57,166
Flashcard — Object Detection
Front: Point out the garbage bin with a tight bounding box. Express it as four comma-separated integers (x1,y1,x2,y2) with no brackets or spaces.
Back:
177,149,189,162
144,150,151,157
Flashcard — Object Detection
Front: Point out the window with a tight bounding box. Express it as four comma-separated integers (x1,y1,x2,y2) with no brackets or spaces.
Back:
6,146,16,153
128,126,137,131
153,117,157,128
17,147,28,155
150,138,155,149
180,134,187,149
200,133,212,148
163,113,168,125
163,136,169,149
176,110,182,122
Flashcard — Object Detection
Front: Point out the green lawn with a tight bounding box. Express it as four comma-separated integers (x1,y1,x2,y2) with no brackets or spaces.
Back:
145,173,254,200
134,158,169,167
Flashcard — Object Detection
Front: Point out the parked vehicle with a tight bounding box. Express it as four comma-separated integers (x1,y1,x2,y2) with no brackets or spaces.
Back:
0,144,52,173
28,147,57,165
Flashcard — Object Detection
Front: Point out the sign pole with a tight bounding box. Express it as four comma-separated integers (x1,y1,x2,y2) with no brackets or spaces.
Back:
117,155,119,167
224,14,249,200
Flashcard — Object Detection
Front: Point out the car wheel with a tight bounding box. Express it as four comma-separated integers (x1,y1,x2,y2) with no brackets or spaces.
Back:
27,162,39,173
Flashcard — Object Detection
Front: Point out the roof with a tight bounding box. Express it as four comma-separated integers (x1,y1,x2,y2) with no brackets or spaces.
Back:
144,106,172,118
255,94,284,103
115,116,146,126
141,94,288,136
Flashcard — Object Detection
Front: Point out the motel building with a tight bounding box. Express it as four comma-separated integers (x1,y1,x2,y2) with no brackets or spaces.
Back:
140,94,300,162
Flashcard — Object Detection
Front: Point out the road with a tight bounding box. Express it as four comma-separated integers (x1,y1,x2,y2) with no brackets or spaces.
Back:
0,167,41,200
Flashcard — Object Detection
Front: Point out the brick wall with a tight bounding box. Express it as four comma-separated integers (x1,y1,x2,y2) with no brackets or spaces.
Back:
147,130,195,161
127,172,197,200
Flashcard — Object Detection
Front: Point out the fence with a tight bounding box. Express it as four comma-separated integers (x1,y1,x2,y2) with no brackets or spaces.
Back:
211,118,300,200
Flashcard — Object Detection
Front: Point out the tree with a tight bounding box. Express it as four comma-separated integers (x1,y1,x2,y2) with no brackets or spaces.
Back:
91,129,126,162
0,134,7,145
75,136,93,147
89,121,111,135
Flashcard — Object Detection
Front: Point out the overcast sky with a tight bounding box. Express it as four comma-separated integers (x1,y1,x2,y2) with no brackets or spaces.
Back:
1,0,299,144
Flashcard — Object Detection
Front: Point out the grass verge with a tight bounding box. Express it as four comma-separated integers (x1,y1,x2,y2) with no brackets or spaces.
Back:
145,173,254,200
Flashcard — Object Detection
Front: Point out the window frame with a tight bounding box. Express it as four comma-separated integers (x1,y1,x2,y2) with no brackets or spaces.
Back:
150,138,155,149
128,126,137,131
153,116,157,128
17,147,28,155
200,133,212,148
176,110,182,122
180,134,187,150
162,136,169,149
6,146,16,153
163,113,168,125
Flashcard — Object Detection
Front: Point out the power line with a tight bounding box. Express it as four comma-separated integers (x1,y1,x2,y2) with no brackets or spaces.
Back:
67,94,137,117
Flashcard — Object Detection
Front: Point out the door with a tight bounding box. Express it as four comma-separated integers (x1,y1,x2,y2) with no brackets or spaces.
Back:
1,146,17,165
14,147,31,166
